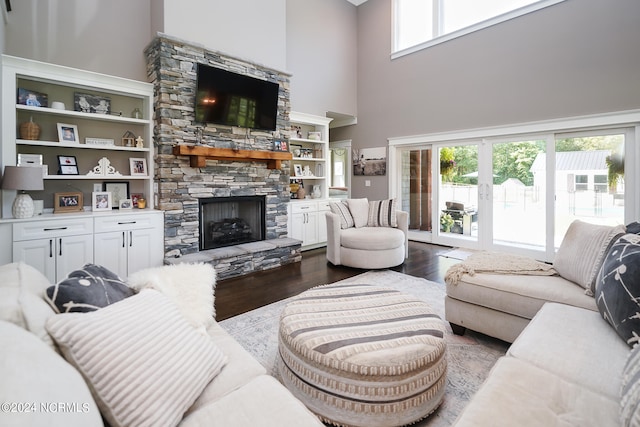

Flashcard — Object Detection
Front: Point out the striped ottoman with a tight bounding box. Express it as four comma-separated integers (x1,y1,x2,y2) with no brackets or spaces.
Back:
277,283,447,427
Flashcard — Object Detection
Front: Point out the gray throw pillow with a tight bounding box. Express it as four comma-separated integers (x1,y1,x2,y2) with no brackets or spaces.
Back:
595,234,640,347
45,264,134,313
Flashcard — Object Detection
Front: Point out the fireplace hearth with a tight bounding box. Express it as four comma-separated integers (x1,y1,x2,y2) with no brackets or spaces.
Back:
200,196,266,250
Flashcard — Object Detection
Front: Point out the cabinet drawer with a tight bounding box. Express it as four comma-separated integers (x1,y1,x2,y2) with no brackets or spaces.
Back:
13,218,93,241
290,201,317,214
94,213,159,233
317,200,332,211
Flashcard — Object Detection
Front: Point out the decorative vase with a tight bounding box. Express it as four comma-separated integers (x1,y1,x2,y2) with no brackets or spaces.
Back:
296,187,306,199
312,185,321,199
19,117,40,140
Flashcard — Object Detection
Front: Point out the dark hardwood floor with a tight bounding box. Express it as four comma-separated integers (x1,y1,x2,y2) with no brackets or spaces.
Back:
215,241,458,321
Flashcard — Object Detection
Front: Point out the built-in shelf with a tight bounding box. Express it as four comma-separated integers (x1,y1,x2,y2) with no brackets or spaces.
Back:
173,144,292,169
17,139,150,152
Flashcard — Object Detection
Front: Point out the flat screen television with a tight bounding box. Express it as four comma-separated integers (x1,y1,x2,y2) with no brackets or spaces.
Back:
195,64,279,131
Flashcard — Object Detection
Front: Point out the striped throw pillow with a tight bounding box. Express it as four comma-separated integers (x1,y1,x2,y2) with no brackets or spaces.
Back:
329,201,355,229
46,289,227,427
368,198,398,227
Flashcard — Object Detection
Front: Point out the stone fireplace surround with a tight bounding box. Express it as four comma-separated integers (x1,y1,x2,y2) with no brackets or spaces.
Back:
145,34,301,280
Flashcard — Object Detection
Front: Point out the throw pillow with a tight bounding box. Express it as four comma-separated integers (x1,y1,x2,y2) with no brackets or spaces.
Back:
367,198,398,227
554,220,625,295
345,198,369,228
596,233,640,347
44,264,134,313
627,221,640,235
127,262,217,328
329,201,355,229
621,343,640,426
46,289,227,427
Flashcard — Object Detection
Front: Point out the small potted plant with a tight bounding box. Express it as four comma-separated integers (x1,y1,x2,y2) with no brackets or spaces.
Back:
440,212,454,232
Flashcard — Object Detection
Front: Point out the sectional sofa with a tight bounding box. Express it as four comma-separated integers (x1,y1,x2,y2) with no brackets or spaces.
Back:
447,220,640,426
0,262,322,427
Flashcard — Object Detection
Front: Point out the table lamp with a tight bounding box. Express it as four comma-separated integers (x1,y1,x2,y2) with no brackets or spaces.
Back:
2,165,44,218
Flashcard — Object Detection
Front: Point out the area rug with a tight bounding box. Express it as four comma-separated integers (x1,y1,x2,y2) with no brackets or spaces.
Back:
219,270,509,426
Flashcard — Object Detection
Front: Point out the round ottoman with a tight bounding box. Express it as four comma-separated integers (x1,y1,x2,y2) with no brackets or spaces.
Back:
277,282,447,427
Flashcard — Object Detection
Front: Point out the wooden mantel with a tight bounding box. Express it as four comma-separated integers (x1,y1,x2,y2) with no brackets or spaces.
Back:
173,145,292,169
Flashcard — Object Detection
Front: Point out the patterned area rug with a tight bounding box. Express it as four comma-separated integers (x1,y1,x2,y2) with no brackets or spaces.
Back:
219,270,509,426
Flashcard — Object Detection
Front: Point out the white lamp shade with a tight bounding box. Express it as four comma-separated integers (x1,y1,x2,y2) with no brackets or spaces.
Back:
2,165,44,191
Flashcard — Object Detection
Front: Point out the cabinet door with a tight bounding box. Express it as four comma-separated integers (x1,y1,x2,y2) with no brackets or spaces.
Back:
304,212,319,246
128,228,163,276
13,239,56,283
56,235,94,281
290,213,306,243
94,231,128,279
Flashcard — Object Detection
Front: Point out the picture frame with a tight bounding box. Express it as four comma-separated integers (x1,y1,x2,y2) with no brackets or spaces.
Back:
57,155,79,175
293,164,303,177
103,182,129,208
53,192,84,214
57,123,80,144
119,199,133,210
17,88,48,108
74,92,111,115
130,193,144,208
129,158,147,176
273,140,288,152
92,192,112,212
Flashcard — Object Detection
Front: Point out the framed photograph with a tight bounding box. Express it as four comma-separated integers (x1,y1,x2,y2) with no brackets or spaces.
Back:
74,92,111,114
92,192,112,211
131,193,144,208
293,164,303,177
54,192,84,214
129,158,147,176
119,199,133,210
272,140,288,152
17,88,48,108
103,182,129,208
57,155,79,175
353,147,388,176
57,123,80,144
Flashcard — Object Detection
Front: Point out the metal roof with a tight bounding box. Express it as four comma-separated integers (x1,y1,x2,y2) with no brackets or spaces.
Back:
530,150,610,172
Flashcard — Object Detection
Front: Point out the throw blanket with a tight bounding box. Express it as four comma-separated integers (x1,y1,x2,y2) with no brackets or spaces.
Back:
445,251,557,286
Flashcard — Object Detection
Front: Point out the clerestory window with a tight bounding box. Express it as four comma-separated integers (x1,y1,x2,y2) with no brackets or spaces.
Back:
392,0,565,59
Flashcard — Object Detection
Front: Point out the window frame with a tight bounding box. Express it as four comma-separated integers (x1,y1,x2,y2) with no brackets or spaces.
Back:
392,0,566,60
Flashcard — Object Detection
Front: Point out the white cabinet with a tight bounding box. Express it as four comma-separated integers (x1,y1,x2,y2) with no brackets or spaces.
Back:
94,211,164,278
288,200,330,249
289,112,332,200
1,55,155,218
12,217,94,282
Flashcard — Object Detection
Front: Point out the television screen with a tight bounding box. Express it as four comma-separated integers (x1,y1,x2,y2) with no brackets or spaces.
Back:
195,64,279,131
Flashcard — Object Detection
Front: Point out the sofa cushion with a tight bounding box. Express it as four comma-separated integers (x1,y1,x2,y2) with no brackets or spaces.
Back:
621,343,640,427
329,201,355,229
46,289,227,427
452,357,619,427
507,303,628,400
45,263,133,313
341,226,405,251
345,198,369,228
553,220,625,294
595,233,640,347
367,198,397,227
0,262,57,351
0,320,103,427
127,262,216,327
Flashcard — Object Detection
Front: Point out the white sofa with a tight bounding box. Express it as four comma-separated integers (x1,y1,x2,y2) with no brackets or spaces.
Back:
0,262,323,427
452,302,629,426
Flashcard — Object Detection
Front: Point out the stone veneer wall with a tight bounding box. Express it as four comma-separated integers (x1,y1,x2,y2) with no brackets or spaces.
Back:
145,34,300,277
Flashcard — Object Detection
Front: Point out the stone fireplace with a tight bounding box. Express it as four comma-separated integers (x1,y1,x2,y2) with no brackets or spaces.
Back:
199,196,265,250
145,34,301,279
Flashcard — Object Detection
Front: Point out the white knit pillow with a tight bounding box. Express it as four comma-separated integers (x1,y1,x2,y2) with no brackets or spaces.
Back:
345,198,369,228
46,289,227,427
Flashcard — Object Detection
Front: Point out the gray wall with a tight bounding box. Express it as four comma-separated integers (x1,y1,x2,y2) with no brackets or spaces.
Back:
2,0,357,117
347,0,640,199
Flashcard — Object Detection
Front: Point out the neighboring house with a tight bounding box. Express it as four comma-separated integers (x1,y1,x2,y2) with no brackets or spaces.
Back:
530,150,611,196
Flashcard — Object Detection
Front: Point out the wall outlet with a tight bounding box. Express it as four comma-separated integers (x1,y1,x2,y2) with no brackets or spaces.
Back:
365,180,371,187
